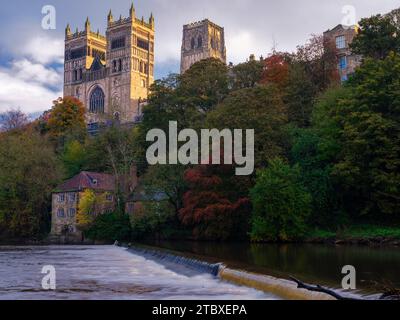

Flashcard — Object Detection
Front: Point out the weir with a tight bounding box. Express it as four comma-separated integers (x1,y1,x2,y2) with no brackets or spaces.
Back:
126,244,339,300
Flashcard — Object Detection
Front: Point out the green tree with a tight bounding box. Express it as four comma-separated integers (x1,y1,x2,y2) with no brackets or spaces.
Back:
0,129,62,239
207,85,288,168
86,212,131,242
250,158,312,241
331,53,400,218
284,63,316,127
351,14,400,60
230,58,264,90
179,58,229,113
141,165,187,216
84,125,136,211
62,140,87,178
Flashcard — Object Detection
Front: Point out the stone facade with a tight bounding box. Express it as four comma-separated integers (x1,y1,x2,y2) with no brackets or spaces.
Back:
63,4,155,124
50,172,115,239
180,19,226,73
323,24,362,82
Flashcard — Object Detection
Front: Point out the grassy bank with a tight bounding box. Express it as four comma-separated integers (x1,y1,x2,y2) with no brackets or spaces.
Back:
308,224,400,244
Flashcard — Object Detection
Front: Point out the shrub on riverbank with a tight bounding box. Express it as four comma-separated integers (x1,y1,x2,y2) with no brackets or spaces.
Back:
250,158,312,242
85,212,131,242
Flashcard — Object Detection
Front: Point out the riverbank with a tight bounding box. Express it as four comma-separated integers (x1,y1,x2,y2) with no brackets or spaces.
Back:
306,224,400,246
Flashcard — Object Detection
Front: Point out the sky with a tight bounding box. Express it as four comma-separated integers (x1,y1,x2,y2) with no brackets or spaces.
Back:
0,0,399,114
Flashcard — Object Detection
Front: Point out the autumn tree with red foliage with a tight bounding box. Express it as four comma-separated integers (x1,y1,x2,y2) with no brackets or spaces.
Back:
260,53,290,89
179,161,252,240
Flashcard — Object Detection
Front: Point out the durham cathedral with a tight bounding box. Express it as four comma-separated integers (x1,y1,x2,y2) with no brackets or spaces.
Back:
63,4,155,125
63,3,226,126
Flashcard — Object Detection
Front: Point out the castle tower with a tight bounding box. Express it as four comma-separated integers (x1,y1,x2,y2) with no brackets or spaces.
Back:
63,3,155,124
180,19,226,73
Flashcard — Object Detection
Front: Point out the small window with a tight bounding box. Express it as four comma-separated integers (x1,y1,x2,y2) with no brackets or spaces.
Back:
198,36,203,48
339,56,347,70
106,194,113,202
58,194,65,203
69,193,76,202
141,79,146,88
336,35,346,49
118,59,122,72
68,208,76,217
68,225,75,233
113,60,117,73
57,208,65,218
92,179,98,185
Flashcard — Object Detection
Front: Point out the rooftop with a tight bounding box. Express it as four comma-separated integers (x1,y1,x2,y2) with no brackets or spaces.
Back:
55,171,115,193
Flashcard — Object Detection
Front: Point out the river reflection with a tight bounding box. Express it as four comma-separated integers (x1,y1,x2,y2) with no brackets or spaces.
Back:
143,241,400,294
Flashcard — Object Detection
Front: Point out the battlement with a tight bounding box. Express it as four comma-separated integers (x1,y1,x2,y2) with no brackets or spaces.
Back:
183,19,224,31
65,2,154,41
66,30,106,41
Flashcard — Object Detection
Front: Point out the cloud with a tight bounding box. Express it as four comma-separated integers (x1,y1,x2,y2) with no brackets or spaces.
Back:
10,59,62,87
226,30,272,64
20,36,64,65
0,61,62,114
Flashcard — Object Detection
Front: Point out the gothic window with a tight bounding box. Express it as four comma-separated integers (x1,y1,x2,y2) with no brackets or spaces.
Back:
118,59,122,72
141,79,146,88
198,36,203,48
58,194,65,203
111,37,126,50
140,61,144,73
79,69,83,80
73,70,78,82
89,87,105,114
70,47,86,60
191,38,195,49
211,37,215,49
113,60,117,73
137,38,149,51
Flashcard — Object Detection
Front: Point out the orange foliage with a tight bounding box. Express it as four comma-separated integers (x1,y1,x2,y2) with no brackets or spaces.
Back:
260,53,290,88
47,96,86,138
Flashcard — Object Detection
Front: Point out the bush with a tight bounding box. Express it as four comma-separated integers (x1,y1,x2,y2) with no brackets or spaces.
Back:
250,158,312,241
85,212,131,242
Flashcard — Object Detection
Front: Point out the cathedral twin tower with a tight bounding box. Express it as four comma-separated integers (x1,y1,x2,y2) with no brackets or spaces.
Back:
64,3,226,124
64,3,154,124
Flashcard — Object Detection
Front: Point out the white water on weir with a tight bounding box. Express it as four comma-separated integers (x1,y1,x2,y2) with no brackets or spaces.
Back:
0,245,277,300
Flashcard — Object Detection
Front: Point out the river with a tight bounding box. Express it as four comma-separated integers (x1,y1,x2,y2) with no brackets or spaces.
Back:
0,245,274,300
142,241,400,295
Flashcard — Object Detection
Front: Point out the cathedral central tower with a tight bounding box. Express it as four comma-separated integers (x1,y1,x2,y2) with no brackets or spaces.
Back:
180,19,226,73
63,3,155,124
